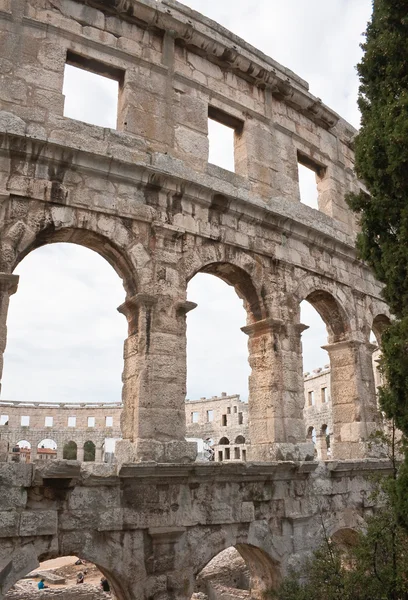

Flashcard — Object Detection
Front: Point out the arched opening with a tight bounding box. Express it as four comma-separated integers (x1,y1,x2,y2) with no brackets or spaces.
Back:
235,435,245,444
2,243,128,407
306,426,316,444
219,437,229,445
301,297,335,454
371,314,391,394
186,265,259,456
192,544,280,599
11,440,31,463
83,440,96,462
63,440,77,460
4,554,119,600
186,272,252,403
330,528,359,569
37,439,57,461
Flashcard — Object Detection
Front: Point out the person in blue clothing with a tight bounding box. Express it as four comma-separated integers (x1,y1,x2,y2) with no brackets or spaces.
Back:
37,579,48,590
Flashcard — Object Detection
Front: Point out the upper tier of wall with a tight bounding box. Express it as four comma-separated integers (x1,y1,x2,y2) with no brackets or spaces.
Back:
0,0,362,239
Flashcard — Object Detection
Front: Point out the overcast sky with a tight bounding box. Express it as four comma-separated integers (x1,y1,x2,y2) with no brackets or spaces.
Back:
1,0,372,405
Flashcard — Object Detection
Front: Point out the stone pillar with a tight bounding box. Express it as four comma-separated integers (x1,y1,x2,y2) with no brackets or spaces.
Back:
77,446,84,462
323,339,378,459
56,445,64,460
315,433,328,460
115,294,197,464
242,318,314,461
30,446,37,462
95,445,103,462
144,527,193,600
0,274,19,394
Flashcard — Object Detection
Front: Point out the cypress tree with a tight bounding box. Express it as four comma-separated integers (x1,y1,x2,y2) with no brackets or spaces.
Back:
347,0,408,428
347,0,408,524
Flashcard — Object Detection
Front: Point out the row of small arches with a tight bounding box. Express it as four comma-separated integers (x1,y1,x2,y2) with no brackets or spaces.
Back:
11,439,98,461
219,435,246,445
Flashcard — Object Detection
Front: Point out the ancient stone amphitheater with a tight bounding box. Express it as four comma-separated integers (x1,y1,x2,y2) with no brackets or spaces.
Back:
0,1,391,598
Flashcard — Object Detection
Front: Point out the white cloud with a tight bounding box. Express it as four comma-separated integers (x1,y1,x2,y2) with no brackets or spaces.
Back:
2,1,372,404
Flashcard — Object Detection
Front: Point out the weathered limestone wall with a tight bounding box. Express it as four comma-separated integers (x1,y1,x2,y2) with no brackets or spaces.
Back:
185,394,249,462
0,401,122,460
0,0,391,462
0,460,392,600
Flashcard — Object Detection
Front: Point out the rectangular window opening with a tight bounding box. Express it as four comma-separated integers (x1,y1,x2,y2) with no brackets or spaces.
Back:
191,411,199,424
207,410,214,423
242,449,247,461
227,407,231,414
297,152,326,210
0,415,9,426
105,416,113,427
63,51,123,129
68,416,76,427
218,450,223,462
308,391,315,406
222,414,227,427
238,412,243,425
233,406,237,414
208,106,243,173
234,447,240,460
88,416,96,428
45,416,53,427
321,387,328,403
225,447,230,460
21,415,30,427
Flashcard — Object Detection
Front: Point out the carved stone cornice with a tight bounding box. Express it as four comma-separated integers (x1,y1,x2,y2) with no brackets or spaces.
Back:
241,317,285,337
0,274,19,295
117,293,157,318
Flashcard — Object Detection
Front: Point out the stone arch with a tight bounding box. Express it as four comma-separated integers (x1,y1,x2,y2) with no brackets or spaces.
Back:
12,226,138,297
325,510,366,543
219,437,229,445
236,543,281,596
84,440,96,462
294,276,352,343
184,243,267,324
306,426,315,440
0,533,129,600
189,528,282,598
1,202,142,296
371,313,391,346
37,438,57,449
235,435,245,444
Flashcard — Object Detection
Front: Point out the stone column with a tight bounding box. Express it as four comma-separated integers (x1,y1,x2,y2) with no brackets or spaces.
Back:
0,274,19,394
143,527,193,600
115,294,197,464
95,444,103,462
323,339,378,459
315,433,328,460
77,446,84,462
56,445,64,460
242,318,314,461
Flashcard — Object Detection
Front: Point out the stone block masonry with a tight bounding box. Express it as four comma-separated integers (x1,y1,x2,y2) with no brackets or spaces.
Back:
0,459,393,600
0,0,390,465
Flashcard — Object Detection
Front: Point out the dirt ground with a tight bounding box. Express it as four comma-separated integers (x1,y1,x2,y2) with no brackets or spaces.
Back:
27,557,104,589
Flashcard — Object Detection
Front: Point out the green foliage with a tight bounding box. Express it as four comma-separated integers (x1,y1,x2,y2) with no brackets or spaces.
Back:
347,1,408,318
83,440,95,462
346,0,408,528
267,428,408,600
63,441,77,460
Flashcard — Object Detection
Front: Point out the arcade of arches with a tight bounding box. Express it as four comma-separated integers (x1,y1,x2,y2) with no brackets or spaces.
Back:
0,0,395,598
